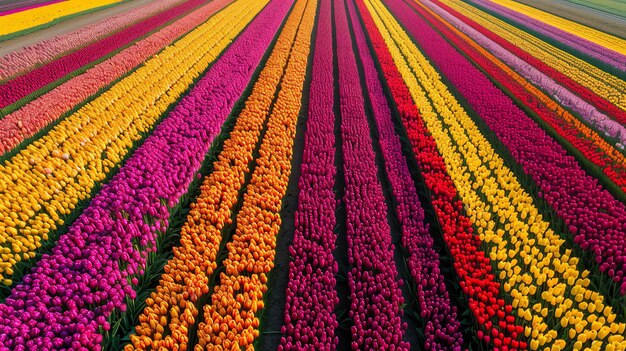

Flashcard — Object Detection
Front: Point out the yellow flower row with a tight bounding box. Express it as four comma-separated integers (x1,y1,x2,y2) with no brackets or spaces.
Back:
440,0,626,112
365,0,626,349
489,0,626,56
196,0,316,349
0,0,266,286
0,0,122,37
126,0,311,349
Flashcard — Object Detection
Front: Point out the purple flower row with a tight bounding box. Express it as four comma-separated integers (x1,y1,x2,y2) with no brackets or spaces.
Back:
0,0,291,349
0,0,207,108
0,0,184,81
347,0,463,349
387,0,626,294
470,0,626,71
335,1,409,350
279,0,339,350
422,0,626,146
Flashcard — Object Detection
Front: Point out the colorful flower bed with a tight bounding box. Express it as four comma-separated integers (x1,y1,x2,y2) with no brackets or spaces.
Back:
0,0,624,349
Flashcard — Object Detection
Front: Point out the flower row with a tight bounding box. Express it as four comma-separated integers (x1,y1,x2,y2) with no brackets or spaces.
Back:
393,0,626,295
335,1,409,349
347,0,463,348
126,1,310,349
375,0,626,348
0,0,184,81
195,1,316,348
0,0,283,349
440,0,626,117
0,0,122,38
0,0,207,109
358,0,525,348
414,1,626,189
0,0,262,286
0,0,233,157
279,0,339,349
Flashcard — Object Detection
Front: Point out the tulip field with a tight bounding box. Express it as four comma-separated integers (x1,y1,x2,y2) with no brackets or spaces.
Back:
0,0,625,349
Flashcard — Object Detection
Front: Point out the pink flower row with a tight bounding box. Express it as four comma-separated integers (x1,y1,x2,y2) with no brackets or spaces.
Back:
280,0,339,349
0,0,183,81
335,1,409,350
0,0,233,156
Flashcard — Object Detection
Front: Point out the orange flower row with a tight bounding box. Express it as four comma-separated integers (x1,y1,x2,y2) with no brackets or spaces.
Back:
126,0,313,350
195,0,317,349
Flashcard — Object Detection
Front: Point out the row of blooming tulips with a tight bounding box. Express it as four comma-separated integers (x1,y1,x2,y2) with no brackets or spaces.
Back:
486,0,626,56
357,0,526,348
125,0,308,348
0,0,286,349
0,0,233,156
440,0,626,117
195,0,315,347
280,0,339,349
412,1,626,190
367,0,626,349
0,0,210,109
0,0,122,39
0,0,263,286
335,1,409,349
347,0,462,348
0,0,184,82
422,0,626,150
391,0,626,296
470,0,626,71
